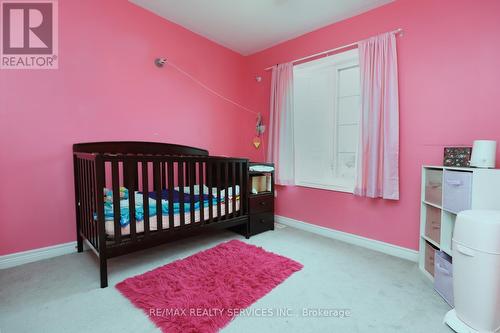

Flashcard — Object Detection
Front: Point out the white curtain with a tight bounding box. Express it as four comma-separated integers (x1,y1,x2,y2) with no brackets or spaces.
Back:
267,63,295,185
354,32,400,200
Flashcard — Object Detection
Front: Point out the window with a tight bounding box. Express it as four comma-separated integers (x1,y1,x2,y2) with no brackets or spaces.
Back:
293,49,360,193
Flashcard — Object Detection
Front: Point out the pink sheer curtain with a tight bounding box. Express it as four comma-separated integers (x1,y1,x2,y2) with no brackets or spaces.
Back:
354,32,400,200
267,63,295,185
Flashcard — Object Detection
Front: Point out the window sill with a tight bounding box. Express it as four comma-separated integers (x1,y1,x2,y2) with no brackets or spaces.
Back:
294,181,354,194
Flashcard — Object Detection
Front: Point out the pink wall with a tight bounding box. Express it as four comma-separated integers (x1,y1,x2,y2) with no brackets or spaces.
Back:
244,0,500,250
0,0,262,255
2,0,500,255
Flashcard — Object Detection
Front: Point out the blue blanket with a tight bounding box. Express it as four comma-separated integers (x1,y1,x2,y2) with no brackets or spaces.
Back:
103,189,216,227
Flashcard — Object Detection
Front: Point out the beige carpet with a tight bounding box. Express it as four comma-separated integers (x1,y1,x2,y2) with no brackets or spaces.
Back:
0,225,452,333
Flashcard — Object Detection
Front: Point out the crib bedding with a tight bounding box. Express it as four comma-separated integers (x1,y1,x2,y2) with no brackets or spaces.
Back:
105,198,240,237
102,185,240,237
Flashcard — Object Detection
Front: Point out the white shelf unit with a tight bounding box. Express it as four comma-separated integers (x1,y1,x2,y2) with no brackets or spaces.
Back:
419,165,500,280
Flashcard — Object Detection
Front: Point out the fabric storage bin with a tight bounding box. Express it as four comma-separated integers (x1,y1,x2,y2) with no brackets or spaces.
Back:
425,169,443,206
443,170,472,214
425,241,437,277
425,205,441,245
434,251,453,306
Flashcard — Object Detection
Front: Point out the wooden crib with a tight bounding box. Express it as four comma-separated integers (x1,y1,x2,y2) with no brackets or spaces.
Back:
73,142,249,288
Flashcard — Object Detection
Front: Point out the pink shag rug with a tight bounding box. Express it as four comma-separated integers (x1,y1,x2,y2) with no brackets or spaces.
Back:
116,239,303,333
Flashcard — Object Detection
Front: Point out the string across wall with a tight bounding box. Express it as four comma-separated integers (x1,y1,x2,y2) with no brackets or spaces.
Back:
155,57,259,116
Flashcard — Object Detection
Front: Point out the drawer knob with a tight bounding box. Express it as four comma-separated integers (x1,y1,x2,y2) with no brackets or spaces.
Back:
259,219,265,223
259,201,267,206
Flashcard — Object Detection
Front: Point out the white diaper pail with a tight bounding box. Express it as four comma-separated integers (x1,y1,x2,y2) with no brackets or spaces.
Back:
445,210,500,333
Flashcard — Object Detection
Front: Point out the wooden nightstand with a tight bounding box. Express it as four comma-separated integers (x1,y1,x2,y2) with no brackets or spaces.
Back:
230,162,275,237
248,194,274,236
247,162,275,236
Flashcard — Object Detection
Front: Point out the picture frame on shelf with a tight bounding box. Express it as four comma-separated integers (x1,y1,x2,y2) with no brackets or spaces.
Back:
443,147,472,167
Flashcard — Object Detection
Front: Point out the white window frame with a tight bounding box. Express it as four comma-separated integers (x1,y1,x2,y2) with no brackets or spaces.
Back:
293,49,360,194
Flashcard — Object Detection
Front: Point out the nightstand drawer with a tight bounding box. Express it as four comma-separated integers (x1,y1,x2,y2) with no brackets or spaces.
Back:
250,212,274,235
249,194,274,213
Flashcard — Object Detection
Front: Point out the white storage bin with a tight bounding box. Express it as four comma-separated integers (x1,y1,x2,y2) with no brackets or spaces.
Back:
434,251,453,306
443,170,472,214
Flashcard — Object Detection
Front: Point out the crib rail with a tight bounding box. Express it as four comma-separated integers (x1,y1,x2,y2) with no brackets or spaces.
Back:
74,152,249,252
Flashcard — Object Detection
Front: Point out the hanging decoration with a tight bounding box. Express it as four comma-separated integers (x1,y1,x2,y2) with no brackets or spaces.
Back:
253,113,265,149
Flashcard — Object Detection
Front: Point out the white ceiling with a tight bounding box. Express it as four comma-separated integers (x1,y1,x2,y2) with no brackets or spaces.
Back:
130,0,393,55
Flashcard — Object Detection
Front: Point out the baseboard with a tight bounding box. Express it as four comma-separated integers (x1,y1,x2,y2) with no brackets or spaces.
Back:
0,242,77,269
1,217,418,269
275,215,418,262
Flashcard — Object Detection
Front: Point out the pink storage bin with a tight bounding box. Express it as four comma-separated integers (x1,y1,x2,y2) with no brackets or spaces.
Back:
425,205,441,245
425,169,443,206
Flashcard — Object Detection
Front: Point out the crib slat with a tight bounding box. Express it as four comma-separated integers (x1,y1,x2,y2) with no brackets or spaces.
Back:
94,156,107,288
224,162,229,220
92,161,103,251
82,160,88,243
242,163,248,215
111,161,121,243
128,159,137,241
79,160,86,242
178,161,185,227
161,162,166,190
73,157,82,251
128,185,136,240
142,161,150,237
189,162,195,225
216,162,222,220
86,160,94,245
80,159,89,243
185,161,190,189
207,161,213,224
232,162,236,219
153,161,162,231
167,161,174,230
199,161,204,224
238,162,243,217
89,161,97,248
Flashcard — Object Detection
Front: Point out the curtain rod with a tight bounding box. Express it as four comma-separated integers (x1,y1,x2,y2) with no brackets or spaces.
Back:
264,28,403,71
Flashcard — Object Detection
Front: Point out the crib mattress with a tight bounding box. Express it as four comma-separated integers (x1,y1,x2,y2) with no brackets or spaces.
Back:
105,198,240,236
